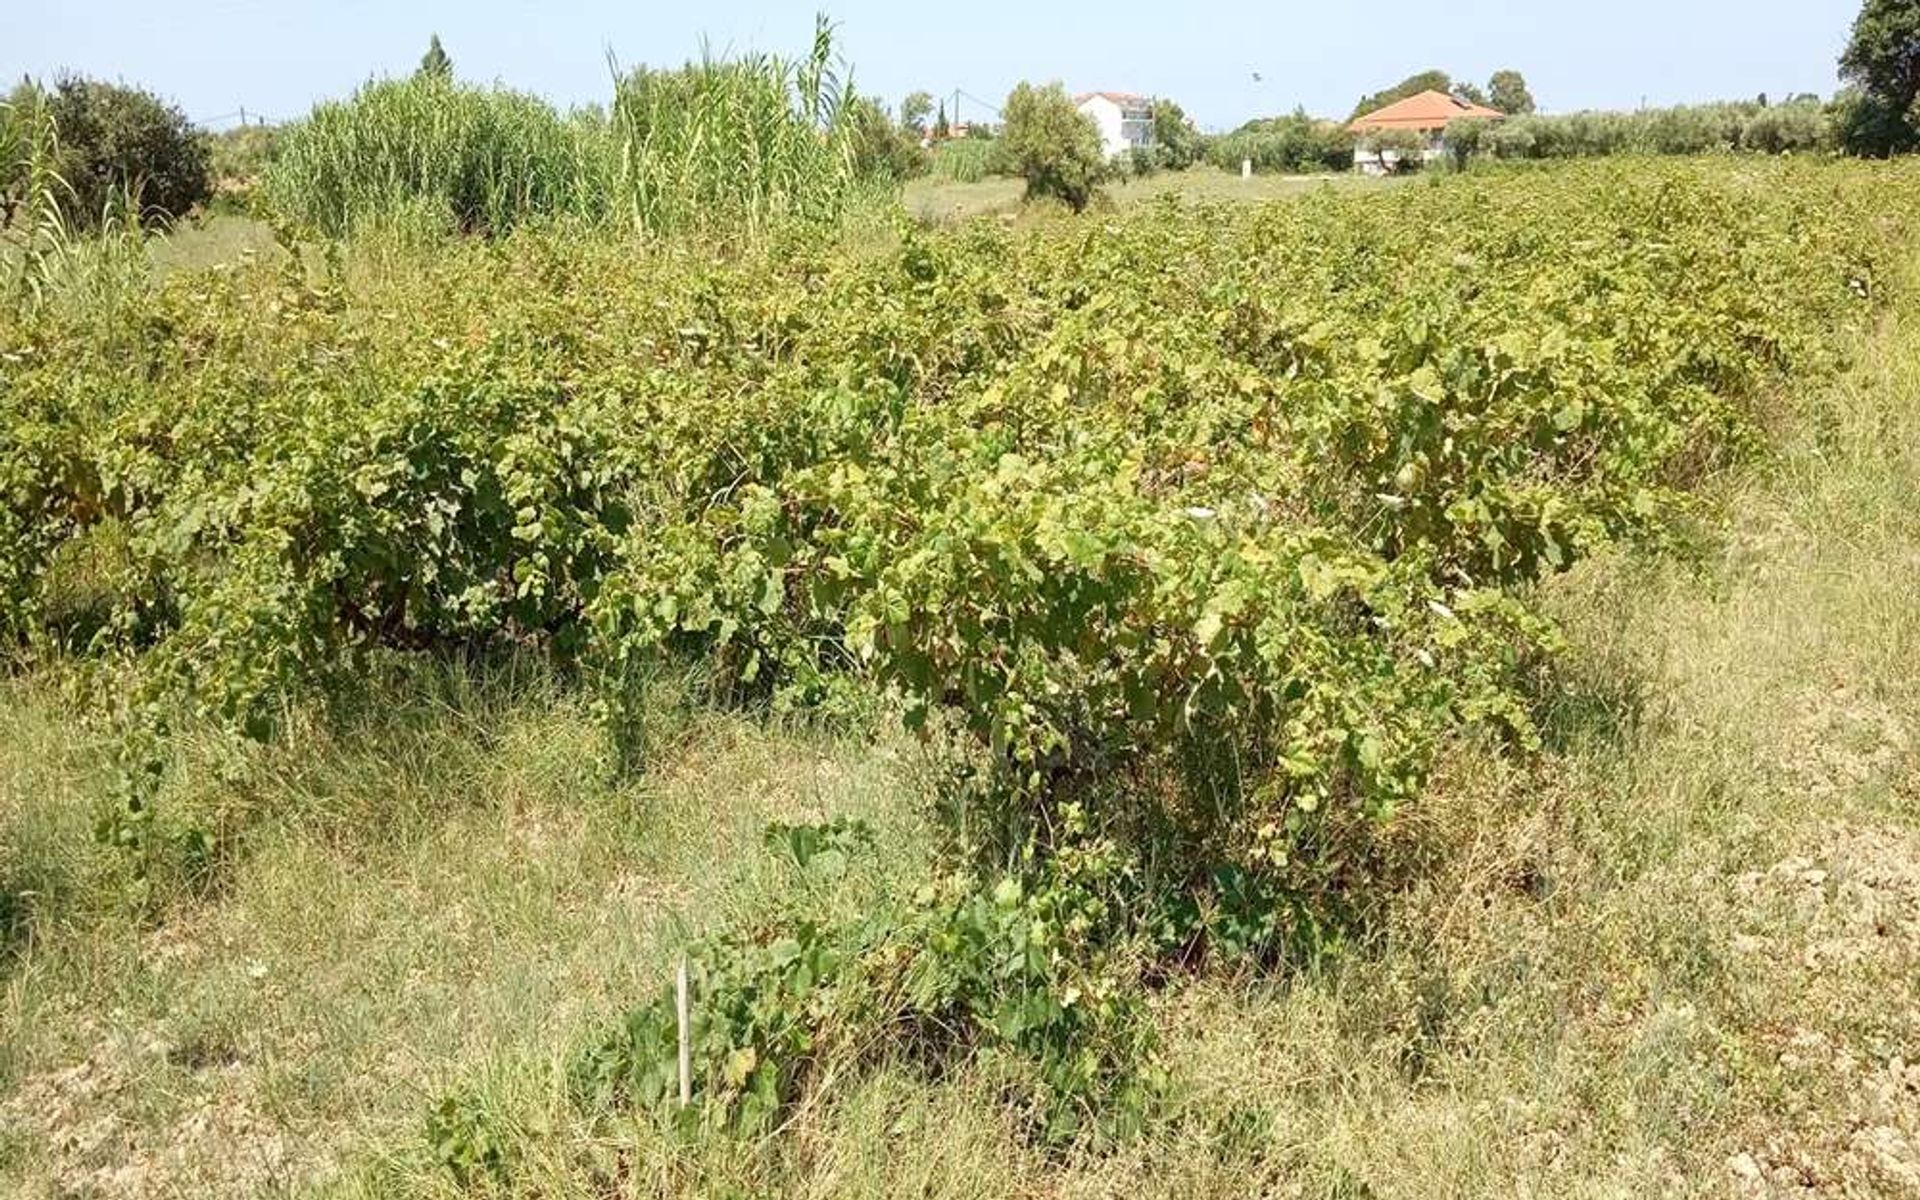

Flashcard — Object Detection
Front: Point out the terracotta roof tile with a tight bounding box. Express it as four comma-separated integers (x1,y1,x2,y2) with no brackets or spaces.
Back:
1349,90,1504,132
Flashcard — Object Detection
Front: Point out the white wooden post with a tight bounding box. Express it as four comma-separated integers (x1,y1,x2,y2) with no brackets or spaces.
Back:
1241,158,1253,180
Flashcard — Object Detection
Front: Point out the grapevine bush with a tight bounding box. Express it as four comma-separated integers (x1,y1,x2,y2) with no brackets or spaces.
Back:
2,157,1913,1139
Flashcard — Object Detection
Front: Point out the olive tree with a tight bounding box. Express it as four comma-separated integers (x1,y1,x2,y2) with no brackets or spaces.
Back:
1361,127,1427,173
1444,116,1494,166
999,81,1105,210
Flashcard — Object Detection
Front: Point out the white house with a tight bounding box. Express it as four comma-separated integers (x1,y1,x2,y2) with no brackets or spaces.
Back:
1347,90,1503,175
1074,92,1155,160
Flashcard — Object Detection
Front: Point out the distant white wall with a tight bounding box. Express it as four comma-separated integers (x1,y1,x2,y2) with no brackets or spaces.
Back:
1077,95,1155,160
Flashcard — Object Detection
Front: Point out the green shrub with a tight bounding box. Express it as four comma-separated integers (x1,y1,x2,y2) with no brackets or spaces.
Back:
571,820,1164,1145
4,74,210,228
1486,120,1538,159
1741,100,1834,153
424,1092,511,1188
1121,145,1163,178
1205,110,1353,174
998,81,1106,211
846,97,929,182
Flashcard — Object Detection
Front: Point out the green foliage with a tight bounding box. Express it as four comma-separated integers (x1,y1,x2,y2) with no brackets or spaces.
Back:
605,18,871,238
998,82,1105,210
1741,100,1836,153
1460,99,1838,161
1206,110,1354,174
1150,98,1204,170
4,74,210,228
1450,81,1490,107
4,160,1912,1151
418,34,454,81
1486,120,1538,159
1840,0,1920,129
1488,69,1536,115
4,159,1903,865
1360,127,1428,173
207,123,278,186
262,17,883,238
261,74,593,237
1,91,154,310
928,136,999,182
901,90,934,135
1353,70,1452,119
425,1091,511,1187
1444,117,1494,166
571,819,1163,1144
933,100,951,141
0,93,61,238
1833,85,1920,156
845,96,930,182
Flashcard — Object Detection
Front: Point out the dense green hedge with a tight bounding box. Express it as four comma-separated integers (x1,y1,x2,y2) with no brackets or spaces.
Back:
1205,110,1355,173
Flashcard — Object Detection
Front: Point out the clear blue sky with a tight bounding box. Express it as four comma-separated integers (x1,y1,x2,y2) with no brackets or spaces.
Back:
1,0,1865,132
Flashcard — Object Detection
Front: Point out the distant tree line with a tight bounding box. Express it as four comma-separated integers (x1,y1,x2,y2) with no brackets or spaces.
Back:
6,0,1919,235
1443,98,1837,164
1351,68,1536,118
1206,111,1355,174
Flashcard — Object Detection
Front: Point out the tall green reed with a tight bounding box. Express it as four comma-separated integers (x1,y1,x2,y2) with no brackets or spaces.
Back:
263,16,876,240
1,94,169,345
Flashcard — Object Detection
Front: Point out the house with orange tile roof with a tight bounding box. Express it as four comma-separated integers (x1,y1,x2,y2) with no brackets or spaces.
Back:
1349,89,1504,174
1074,91,1156,160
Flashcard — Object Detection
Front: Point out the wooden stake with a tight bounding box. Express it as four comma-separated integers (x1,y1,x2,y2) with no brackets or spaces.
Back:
675,955,692,1108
